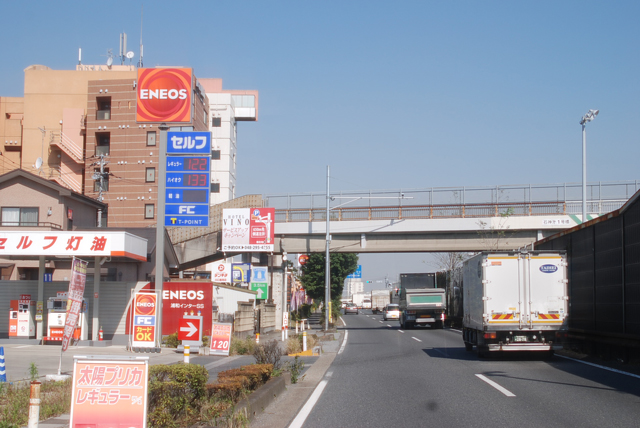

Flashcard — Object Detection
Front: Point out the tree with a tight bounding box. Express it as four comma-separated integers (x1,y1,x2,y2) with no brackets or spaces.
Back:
300,253,359,302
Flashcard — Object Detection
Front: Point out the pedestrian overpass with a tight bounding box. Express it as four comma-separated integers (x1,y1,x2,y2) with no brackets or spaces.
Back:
169,181,639,270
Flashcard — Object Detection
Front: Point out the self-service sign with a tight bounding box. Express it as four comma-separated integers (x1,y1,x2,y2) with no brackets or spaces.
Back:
132,292,157,348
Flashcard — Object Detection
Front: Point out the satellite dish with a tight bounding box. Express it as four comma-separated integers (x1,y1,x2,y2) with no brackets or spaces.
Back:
35,157,43,169
126,51,135,59
106,56,113,67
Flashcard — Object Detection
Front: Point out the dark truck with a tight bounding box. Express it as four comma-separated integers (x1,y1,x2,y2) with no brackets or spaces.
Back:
399,273,446,329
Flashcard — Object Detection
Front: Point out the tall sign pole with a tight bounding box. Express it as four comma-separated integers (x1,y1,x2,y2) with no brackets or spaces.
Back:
154,124,168,346
325,165,331,331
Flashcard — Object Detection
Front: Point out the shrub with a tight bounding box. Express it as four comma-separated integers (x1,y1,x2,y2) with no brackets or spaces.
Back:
147,364,209,427
162,332,180,348
286,333,318,354
253,340,283,369
207,364,272,401
230,335,256,355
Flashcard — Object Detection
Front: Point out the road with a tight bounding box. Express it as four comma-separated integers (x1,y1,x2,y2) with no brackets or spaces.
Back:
297,311,640,428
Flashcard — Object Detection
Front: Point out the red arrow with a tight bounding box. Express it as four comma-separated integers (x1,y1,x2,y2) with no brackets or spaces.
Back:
180,321,197,338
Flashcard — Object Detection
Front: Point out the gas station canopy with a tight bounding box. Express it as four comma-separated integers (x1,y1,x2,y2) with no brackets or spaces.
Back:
0,231,147,261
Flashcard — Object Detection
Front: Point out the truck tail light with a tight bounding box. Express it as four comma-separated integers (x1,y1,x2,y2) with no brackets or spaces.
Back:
484,332,497,339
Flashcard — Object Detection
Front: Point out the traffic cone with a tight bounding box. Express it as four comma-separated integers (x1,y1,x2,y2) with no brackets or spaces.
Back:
0,346,7,382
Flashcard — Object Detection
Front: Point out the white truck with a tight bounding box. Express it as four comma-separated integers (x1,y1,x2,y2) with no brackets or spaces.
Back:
352,292,366,309
371,290,390,314
462,251,568,355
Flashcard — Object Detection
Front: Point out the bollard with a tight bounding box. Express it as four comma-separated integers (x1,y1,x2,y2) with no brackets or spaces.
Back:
296,321,299,334
184,345,190,364
28,381,41,428
285,326,288,340
0,346,6,382
303,331,307,352
256,333,260,344
282,325,285,341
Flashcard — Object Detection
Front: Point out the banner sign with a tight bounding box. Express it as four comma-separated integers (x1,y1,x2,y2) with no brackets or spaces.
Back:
131,292,157,348
137,68,192,123
221,208,275,252
70,356,149,428
62,258,87,352
209,323,232,356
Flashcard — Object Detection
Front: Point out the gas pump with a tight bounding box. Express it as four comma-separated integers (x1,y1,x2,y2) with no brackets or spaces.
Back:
9,295,35,338
44,292,88,342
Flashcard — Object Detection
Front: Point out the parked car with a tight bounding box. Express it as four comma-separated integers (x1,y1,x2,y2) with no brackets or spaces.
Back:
383,304,400,321
344,303,359,315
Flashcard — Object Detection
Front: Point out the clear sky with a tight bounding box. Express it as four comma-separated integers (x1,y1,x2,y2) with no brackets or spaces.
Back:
2,1,638,283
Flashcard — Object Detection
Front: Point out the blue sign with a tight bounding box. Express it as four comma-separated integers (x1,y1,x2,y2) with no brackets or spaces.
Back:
43,273,52,282
347,265,362,279
252,266,268,282
540,264,558,273
165,204,210,215
166,188,210,204
164,216,209,227
134,315,156,325
167,131,211,154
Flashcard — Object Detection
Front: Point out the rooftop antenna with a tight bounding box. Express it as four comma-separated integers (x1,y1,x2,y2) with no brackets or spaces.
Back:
137,5,144,68
119,32,127,65
106,49,114,68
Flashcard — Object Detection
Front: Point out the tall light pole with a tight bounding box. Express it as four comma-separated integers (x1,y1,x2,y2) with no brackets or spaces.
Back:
325,166,331,331
580,109,599,224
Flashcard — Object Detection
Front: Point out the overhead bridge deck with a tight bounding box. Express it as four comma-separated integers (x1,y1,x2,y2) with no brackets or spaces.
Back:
169,181,638,270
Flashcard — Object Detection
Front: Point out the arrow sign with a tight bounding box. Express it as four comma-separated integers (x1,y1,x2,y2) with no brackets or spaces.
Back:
251,282,268,300
178,318,202,341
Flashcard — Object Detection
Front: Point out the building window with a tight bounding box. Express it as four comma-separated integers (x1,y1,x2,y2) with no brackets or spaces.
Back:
147,131,156,146
146,167,156,182
96,97,111,120
212,117,221,127
210,183,220,193
145,204,155,219
95,132,110,156
1,207,38,226
93,168,109,191
211,150,221,160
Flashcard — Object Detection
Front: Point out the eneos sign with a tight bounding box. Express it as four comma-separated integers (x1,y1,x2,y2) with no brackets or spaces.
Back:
137,68,192,123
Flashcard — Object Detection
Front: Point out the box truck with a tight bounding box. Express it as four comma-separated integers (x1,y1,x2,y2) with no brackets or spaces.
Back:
462,251,568,355
371,290,391,313
399,273,446,329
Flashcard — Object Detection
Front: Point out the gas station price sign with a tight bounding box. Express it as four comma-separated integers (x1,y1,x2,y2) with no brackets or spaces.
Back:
165,157,210,227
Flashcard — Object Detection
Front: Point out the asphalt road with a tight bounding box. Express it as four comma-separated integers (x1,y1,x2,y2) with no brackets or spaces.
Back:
298,311,640,428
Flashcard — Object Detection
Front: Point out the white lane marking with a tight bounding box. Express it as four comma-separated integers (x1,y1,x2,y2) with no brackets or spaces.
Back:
557,355,640,380
412,337,422,342
387,325,392,327
325,371,333,378
398,330,405,333
379,321,383,323
338,330,348,355
339,316,346,326
14,345,35,349
449,328,462,333
475,374,516,397
289,380,328,428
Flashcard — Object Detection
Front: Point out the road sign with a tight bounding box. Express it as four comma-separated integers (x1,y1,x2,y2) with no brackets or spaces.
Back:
178,317,202,341
251,282,268,299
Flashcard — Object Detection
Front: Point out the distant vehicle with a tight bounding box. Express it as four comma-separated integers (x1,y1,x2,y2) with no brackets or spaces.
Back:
362,297,372,310
371,290,391,314
398,273,446,329
462,251,568,355
344,303,358,315
382,304,400,321
352,292,366,309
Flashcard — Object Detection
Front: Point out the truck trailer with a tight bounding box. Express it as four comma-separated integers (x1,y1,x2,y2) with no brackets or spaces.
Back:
399,273,446,329
371,290,391,313
462,251,568,355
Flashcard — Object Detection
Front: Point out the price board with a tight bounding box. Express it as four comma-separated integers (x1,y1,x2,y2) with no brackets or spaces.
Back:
209,322,233,356
165,154,210,227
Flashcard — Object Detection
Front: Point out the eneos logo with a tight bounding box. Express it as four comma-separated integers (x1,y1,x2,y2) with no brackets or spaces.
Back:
540,264,559,273
137,68,192,123
135,294,157,315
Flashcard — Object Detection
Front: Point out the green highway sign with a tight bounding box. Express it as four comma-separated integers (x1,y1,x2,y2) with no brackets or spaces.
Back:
251,282,268,299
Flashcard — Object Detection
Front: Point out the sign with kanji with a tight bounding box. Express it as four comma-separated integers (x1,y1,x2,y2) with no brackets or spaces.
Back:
221,208,275,252
70,356,149,428
161,282,212,337
209,323,232,356
62,258,87,352
131,293,157,348
0,231,147,260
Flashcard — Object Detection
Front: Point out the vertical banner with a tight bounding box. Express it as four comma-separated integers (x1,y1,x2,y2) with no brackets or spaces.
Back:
62,258,87,352
70,356,149,428
131,293,158,348
209,323,232,356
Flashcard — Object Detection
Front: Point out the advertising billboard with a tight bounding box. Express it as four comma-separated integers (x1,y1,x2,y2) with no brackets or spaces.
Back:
161,282,212,337
136,68,192,123
221,208,275,252
131,292,157,348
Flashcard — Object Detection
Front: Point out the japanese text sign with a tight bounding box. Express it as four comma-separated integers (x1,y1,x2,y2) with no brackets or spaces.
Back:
161,282,212,337
131,293,157,348
62,258,87,352
137,68,192,123
70,356,149,428
222,208,275,252
166,131,211,154
209,323,232,356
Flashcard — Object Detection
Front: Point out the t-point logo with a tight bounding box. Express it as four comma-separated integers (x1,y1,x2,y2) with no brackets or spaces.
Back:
540,264,558,273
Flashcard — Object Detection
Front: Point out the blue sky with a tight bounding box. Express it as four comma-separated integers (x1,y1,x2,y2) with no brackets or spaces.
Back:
2,1,638,283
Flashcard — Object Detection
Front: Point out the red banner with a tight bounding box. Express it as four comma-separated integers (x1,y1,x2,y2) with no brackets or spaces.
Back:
62,258,87,352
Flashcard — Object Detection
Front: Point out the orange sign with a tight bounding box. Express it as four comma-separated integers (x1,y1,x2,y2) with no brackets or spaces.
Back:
137,68,192,123
132,292,157,348
209,323,232,356
70,357,149,428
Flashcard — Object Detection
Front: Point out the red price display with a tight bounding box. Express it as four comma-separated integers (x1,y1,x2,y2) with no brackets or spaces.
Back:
184,173,208,187
184,157,209,171
210,323,233,356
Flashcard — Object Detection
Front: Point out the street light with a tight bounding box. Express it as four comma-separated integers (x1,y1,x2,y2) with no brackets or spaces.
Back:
580,109,599,224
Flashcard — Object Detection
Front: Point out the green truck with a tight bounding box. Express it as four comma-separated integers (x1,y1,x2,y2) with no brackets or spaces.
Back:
399,273,446,329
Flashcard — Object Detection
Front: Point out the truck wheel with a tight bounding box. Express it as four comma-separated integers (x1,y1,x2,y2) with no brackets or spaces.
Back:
464,342,473,352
